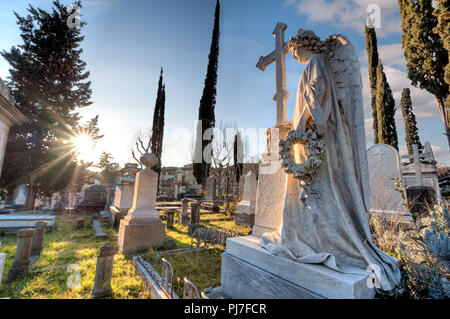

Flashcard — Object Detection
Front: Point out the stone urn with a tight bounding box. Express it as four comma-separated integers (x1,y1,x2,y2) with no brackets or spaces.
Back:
140,153,158,170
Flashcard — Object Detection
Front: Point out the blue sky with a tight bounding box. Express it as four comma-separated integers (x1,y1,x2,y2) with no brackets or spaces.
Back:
0,0,448,166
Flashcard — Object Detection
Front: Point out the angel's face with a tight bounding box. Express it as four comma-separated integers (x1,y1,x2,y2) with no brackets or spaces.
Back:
293,47,313,64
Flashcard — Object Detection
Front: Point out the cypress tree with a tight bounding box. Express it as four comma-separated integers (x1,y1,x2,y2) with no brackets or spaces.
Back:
376,60,399,150
150,68,165,174
0,1,92,209
233,132,243,184
365,25,380,143
401,88,423,158
398,0,449,147
193,0,220,187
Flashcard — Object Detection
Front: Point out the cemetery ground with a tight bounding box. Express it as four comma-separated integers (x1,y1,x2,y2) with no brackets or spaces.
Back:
0,207,251,299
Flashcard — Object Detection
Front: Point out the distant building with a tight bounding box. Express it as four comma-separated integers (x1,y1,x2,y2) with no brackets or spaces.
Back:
0,77,27,177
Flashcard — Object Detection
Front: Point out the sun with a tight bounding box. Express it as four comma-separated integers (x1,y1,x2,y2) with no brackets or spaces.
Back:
71,134,95,161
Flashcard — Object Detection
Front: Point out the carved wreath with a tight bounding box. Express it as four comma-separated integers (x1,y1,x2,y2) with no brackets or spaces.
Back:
279,128,326,187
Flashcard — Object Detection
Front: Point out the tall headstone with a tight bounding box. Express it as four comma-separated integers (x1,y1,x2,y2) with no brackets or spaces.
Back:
92,243,117,298
118,153,165,254
181,199,189,225
234,171,257,226
30,221,47,256
202,176,219,213
109,176,135,227
188,201,201,235
7,228,35,282
166,210,175,229
367,144,412,222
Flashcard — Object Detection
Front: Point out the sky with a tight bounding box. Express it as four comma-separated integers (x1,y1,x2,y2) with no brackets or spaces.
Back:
0,0,449,167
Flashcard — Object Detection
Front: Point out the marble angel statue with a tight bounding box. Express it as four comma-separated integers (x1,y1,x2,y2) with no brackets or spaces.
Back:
260,29,401,292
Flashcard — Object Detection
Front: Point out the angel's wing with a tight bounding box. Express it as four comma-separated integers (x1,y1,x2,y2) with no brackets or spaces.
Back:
324,35,371,210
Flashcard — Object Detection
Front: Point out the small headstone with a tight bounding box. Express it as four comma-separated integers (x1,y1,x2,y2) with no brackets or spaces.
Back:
165,238,176,250
181,199,189,225
0,252,6,284
7,228,35,282
202,176,219,212
91,243,117,299
92,219,107,238
30,221,47,256
76,218,84,229
166,210,175,229
188,201,201,235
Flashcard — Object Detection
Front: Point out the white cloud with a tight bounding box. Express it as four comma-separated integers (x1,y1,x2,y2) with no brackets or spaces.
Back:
360,43,406,69
287,0,401,37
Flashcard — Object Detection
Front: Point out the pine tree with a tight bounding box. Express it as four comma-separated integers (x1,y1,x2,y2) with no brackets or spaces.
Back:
398,0,449,147
193,0,220,188
0,1,92,209
401,88,423,158
376,60,399,150
365,25,380,143
150,68,166,174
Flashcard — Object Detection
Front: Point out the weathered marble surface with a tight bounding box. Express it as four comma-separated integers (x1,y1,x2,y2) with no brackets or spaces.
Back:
367,144,412,222
92,244,116,298
221,236,373,299
0,253,6,284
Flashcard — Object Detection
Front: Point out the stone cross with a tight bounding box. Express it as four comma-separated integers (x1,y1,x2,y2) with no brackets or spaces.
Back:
401,144,434,186
256,22,290,125
373,148,386,161
92,243,117,298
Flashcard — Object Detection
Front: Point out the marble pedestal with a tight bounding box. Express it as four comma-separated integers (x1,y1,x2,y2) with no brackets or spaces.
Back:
118,213,165,255
219,236,374,299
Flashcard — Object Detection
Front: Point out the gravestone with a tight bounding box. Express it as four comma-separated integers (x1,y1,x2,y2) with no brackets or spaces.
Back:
30,221,47,256
76,218,84,229
166,210,175,229
202,176,219,213
92,243,117,298
181,199,189,225
0,252,5,284
234,171,257,227
401,143,441,203
0,214,55,235
118,153,165,254
238,177,245,201
188,201,201,235
7,228,35,282
367,144,412,222
406,186,437,218
109,177,135,227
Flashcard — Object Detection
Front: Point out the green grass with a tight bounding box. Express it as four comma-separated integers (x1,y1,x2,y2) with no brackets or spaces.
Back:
0,211,251,299
0,214,148,299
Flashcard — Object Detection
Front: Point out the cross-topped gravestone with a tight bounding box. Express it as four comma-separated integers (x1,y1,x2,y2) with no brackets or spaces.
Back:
401,144,433,186
256,22,290,125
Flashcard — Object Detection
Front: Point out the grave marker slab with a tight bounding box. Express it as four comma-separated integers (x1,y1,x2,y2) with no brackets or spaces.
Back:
7,228,35,282
92,243,116,298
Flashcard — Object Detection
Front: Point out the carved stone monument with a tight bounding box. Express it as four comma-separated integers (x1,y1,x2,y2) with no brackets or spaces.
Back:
118,153,165,255
188,201,201,235
367,144,412,222
213,26,401,299
7,228,35,282
109,176,136,227
234,171,257,227
92,243,117,298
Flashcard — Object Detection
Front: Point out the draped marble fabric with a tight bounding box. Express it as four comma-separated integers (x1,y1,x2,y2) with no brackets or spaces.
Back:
260,53,401,292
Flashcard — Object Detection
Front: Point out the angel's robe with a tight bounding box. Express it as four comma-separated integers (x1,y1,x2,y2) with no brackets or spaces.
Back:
260,53,401,291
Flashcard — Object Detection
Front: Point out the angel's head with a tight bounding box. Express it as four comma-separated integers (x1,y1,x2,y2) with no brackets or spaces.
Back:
288,29,327,63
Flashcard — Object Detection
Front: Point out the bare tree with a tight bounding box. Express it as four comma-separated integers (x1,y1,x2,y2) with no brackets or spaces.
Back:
130,128,152,169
